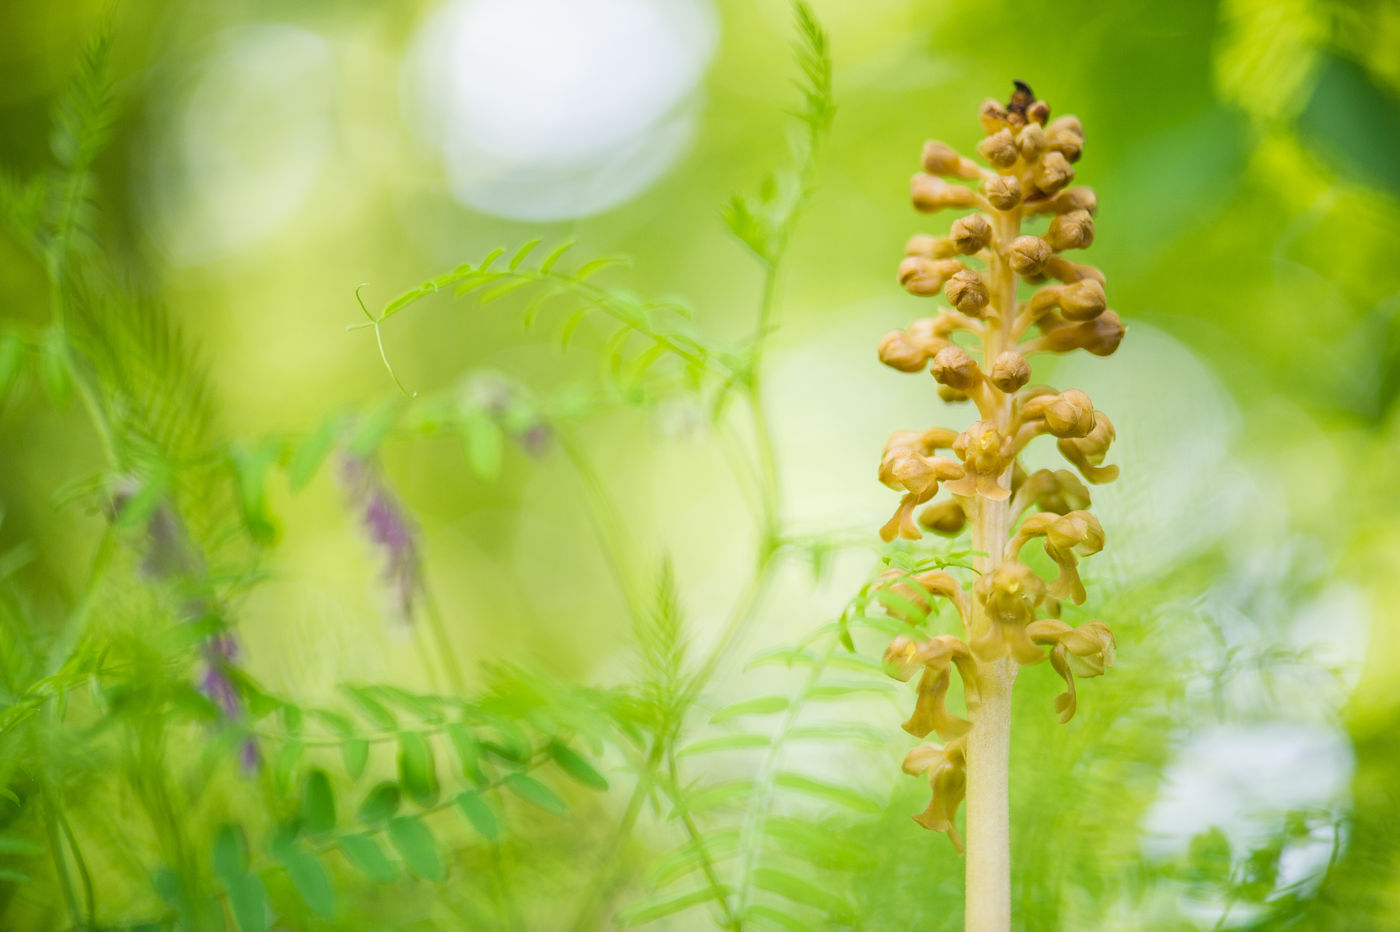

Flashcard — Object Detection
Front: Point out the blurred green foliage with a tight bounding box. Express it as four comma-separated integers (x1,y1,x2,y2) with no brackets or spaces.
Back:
1,0,1399,929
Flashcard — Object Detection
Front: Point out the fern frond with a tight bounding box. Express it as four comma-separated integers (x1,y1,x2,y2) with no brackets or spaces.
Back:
69,284,217,471
365,243,736,395
790,0,835,145
44,22,116,269
0,169,46,257
723,1,835,266
50,21,115,172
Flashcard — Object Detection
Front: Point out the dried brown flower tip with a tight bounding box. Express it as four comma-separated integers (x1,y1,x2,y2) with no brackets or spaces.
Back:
1032,151,1075,196
1008,235,1053,276
1045,209,1095,251
912,173,980,212
945,268,990,316
879,330,929,372
977,129,1019,169
931,346,981,391
919,499,967,535
898,256,963,296
1007,81,1036,121
982,174,1022,210
989,351,1031,392
950,214,993,254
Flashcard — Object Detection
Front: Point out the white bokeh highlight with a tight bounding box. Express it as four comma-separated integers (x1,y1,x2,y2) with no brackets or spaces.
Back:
401,0,717,221
144,26,336,265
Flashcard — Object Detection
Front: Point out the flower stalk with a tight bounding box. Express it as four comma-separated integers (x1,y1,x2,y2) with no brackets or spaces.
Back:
876,81,1123,931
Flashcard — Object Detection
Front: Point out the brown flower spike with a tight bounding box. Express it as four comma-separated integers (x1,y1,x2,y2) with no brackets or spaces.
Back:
875,83,1122,929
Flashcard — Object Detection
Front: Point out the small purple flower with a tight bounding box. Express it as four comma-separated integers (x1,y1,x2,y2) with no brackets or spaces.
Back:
340,454,421,622
201,633,260,771
114,483,259,771
465,371,552,459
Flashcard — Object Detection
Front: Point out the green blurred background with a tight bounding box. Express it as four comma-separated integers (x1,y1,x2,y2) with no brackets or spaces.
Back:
2,0,1400,928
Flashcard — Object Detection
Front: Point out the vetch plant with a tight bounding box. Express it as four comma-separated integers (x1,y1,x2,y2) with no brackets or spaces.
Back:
876,81,1123,931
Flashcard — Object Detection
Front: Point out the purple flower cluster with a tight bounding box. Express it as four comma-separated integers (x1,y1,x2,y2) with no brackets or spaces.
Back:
115,482,259,771
340,454,421,622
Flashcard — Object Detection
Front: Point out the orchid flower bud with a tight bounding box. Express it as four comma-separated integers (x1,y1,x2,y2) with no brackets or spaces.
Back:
1008,235,1053,276
945,268,991,316
990,351,1031,392
1032,151,1075,196
977,128,1018,168
922,140,979,179
905,233,957,260
1016,123,1046,161
1043,389,1096,438
911,174,980,212
931,346,982,391
950,214,993,254
898,256,964,296
879,330,931,372
1045,209,1095,251
982,173,1022,210
918,499,967,535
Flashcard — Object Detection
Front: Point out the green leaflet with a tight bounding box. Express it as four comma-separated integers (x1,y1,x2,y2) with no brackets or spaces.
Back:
302,770,336,835
772,772,883,815
617,886,733,927
272,845,335,917
710,696,789,723
677,733,770,757
358,782,401,824
547,741,608,790
502,772,568,816
387,817,445,881
337,833,399,884
397,731,439,806
455,791,501,841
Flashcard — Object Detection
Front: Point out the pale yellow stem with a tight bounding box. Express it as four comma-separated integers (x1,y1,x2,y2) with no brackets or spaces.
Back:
963,202,1022,932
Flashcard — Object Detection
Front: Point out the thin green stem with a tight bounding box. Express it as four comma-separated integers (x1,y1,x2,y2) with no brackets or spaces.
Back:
41,782,83,930
419,585,468,693
567,738,665,932
664,745,741,930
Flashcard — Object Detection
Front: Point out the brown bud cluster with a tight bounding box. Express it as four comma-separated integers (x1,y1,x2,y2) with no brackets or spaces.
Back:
876,83,1124,843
